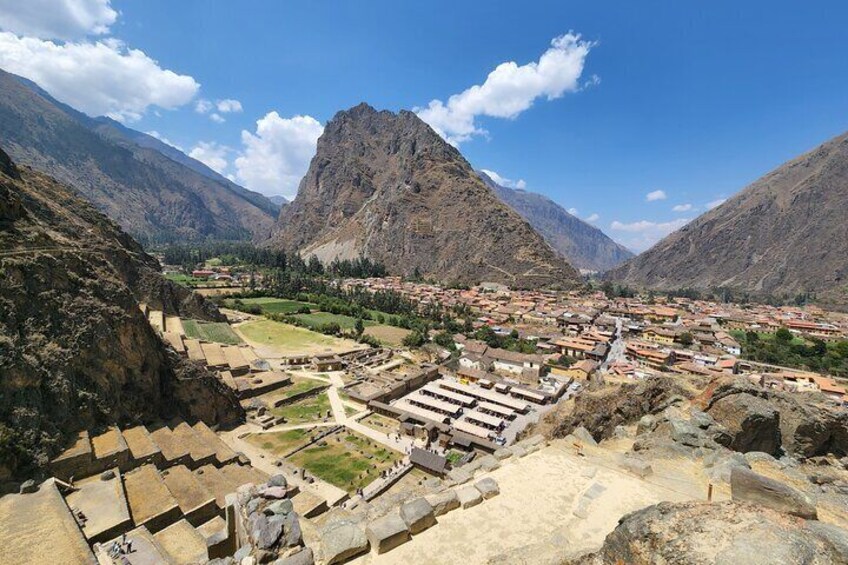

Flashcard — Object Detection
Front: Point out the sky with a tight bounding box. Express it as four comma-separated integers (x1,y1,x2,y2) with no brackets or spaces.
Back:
0,2,847,252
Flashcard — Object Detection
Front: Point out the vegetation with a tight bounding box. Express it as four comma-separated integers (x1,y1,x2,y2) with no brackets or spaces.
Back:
471,325,537,354
224,297,316,315
181,320,243,345
246,429,311,456
238,319,349,354
270,393,332,424
732,330,848,377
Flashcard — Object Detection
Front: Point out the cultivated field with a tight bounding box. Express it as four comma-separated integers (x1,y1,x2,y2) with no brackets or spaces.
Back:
289,431,402,492
364,325,412,346
224,297,316,314
182,320,243,345
235,319,363,356
292,311,376,330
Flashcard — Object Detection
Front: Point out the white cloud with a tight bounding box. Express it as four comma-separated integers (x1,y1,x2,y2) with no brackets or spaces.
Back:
234,112,324,197
480,168,526,190
672,203,693,212
0,33,199,122
210,112,225,123
216,99,242,113
0,0,117,40
585,213,600,223
706,197,727,210
645,189,667,202
146,130,183,151
195,98,214,114
189,141,231,175
609,217,690,252
567,207,579,216
416,32,594,145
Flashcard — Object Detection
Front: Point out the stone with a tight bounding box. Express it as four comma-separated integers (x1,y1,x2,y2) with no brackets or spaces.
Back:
100,470,116,481
456,485,484,508
269,474,288,488
745,451,778,465
447,467,473,485
365,512,410,554
264,499,294,516
706,451,751,483
690,410,714,429
478,455,500,473
613,425,629,439
399,498,436,534
261,486,289,500
621,456,653,478
636,415,658,436
509,445,528,458
283,513,302,547
493,448,513,460
241,558,256,565
253,515,284,550
581,466,598,479
583,482,606,500
707,392,781,455
273,547,314,565
321,519,368,564
730,467,817,520
670,419,703,447
247,498,262,515
19,480,37,494
573,426,597,446
234,545,253,562
425,490,460,516
804,522,848,557
474,477,500,499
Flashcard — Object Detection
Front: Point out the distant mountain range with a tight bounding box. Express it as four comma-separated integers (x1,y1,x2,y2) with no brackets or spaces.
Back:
269,103,582,289
0,69,278,244
268,195,289,207
478,171,633,272
607,131,848,307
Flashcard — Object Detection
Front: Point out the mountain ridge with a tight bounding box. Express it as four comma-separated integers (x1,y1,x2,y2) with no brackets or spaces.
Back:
269,103,582,289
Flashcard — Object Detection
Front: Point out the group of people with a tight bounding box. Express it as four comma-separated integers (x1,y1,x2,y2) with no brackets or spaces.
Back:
107,534,133,559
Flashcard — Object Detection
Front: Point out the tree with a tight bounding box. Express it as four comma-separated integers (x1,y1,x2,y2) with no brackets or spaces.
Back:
775,327,793,344
433,331,456,350
678,332,694,347
354,317,365,338
402,330,426,347
746,331,760,344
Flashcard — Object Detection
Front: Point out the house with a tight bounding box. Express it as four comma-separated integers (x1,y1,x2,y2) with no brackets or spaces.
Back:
409,448,449,476
556,359,598,381
643,327,676,346
487,348,545,378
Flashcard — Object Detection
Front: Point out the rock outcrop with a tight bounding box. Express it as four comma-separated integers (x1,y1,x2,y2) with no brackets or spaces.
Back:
268,103,581,289
606,131,848,309
571,501,848,564
0,148,242,480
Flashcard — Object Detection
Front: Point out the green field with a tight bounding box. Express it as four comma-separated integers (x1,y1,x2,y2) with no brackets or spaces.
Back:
292,311,377,331
271,392,332,424
245,429,311,456
164,273,208,286
238,319,352,355
289,432,402,492
275,377,326,400
182,320,243,345
226,297,316,315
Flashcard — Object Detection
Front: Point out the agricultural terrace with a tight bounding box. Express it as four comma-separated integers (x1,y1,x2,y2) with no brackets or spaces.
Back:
182,320,243,345
288,431,403,493
235,319,363,356
224,297,316,315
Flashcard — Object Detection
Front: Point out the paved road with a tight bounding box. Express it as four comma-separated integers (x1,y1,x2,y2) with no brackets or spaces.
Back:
602,317,626,370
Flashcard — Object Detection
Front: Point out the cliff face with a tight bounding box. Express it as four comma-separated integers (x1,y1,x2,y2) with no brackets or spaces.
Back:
0,148,241,479
0,69,277,244
479,171,633,272
607,131,848,307
269,103,581,289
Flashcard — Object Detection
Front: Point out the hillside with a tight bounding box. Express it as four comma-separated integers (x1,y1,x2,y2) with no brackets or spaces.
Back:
606,131,848,306
0,148,241,480
268,103,581,289
0,69,277,244
479,171,633,271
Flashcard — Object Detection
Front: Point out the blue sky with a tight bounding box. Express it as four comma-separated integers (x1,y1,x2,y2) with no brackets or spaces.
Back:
1,1,847,251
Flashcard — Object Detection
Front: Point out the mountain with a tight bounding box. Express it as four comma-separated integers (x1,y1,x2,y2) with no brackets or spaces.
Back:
268,103,581,289
478,171,633,271
606,131,848,306
0,147,241,479
268,195,289,207
0,69,277,244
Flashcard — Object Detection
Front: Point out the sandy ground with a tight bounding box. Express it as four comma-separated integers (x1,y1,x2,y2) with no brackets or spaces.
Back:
352,441,709,564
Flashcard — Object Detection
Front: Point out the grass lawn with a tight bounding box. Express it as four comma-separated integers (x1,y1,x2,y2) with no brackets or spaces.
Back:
182,319,243,345
245,429,311,457
363,325,412,346
225,297,316,315
238,319,350,355
277,377,326,400
289,432,402,492
292,311,376,331
164,273,208,286
270,392,332,424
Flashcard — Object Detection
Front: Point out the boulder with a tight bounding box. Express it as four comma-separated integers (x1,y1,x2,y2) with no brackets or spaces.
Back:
272,547,313,565
478,455,501,473
282,513,302,547
707,393,781,455
706,450,750,483
575,500,846,564
264,499,294,516
669,419,703,447
456,485,483,508
320,520,368,565
621,457,652,478
19,480,37,494
475,477,500,499
690,410,714,429
494,448,512,460
252,514,284,550
448,467,473,485
426,490,460,516
573,427,597,446
269,474,288,488
261,486,289,500
636,415,658,436
365,512,410,554
399,498,436,534
510,445,528,458
730,467,817,520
